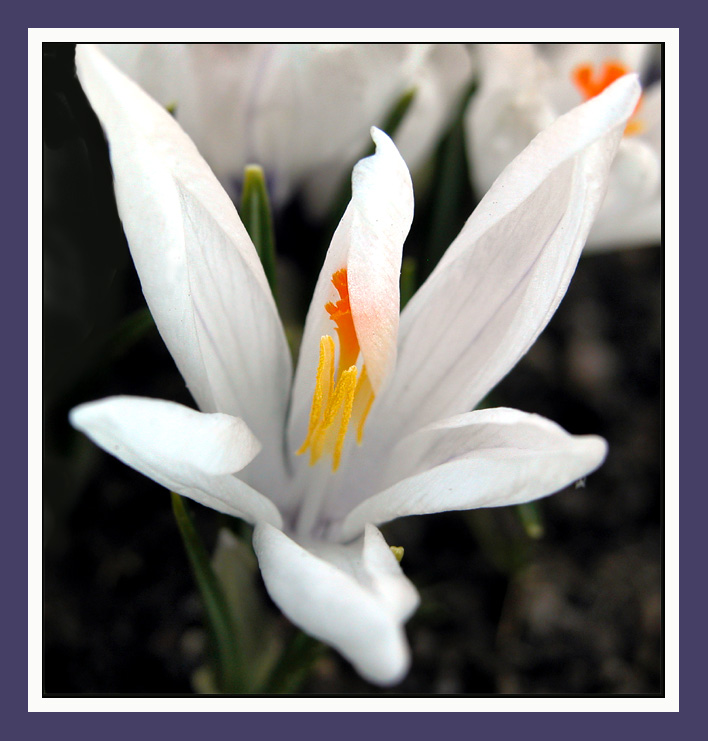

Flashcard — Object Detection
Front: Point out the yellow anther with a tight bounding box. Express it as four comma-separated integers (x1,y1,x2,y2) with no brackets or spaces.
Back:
297,270,378,470
296,336,335,457
309,365,358,470
390,546,404,563
331,367,358,470
353,366,375,445
623,119,645,137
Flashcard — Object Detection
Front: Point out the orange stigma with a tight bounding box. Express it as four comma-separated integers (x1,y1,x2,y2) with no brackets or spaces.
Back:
297,268,375,471
325,269,359,374
572,60,643,135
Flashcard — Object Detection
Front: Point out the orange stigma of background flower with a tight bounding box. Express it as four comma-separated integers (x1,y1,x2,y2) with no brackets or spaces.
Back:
572,60,643,135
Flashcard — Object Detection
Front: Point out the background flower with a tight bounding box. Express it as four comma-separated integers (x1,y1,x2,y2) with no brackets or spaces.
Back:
465,43,661,251
99,43,473,216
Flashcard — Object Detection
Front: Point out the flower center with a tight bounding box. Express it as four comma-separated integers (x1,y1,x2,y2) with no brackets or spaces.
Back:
572,60,643,135
297,269,375,471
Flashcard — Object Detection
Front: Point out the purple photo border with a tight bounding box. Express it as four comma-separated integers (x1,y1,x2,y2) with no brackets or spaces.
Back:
22,0,689,735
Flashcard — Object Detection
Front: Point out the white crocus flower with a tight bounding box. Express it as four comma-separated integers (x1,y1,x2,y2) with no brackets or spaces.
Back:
466,43,661,251
98,42,472,216
69,45,640,685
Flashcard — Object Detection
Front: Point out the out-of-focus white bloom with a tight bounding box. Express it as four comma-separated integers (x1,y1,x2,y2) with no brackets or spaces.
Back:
466,43,661,251
70,45,639,685
99,42,473,216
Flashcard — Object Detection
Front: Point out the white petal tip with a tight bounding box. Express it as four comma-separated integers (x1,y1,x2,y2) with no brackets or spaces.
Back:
361,653,411,687
601,73,642,119
581,434,609,469
68,396,262,476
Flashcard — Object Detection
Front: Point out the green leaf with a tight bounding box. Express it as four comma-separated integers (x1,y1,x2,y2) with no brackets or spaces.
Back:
464,507,533,576
260,628,327,694
210,528,282,690
240,164,278,299
171,493,245,694
516,501,545,540
400,256,418,309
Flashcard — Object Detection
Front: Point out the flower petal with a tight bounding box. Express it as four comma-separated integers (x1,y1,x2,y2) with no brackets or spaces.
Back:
75,45,292,495
70,396,282,528
366,74,641,451
288,128,413,452
253,522,418,685
348,128,415,392
340,408,607,539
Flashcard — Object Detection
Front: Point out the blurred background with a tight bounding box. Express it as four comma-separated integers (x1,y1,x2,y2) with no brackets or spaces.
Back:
43,42,662,695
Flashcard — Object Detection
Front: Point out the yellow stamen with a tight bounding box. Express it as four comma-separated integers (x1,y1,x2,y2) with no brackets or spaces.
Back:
331,368,359,470
354,366,375,445
310,365,358,469
296,335,335,456
297,269,379,470
623,119,645,136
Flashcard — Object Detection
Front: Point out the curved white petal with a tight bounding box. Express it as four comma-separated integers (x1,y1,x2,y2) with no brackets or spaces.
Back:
70,396,282,528
348,128,414,392
253,522,418,685
365,75,640,454
288,128,413,453
75,45,292,494
340,408,607,540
